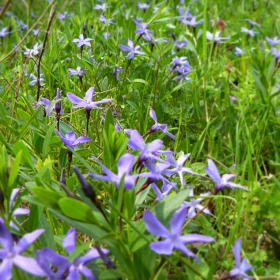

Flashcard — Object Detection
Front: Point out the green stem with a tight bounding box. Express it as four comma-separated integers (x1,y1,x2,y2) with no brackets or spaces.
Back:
178,255,207,280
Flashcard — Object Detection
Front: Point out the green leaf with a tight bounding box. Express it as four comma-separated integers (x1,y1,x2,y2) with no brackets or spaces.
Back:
32,187,63,209
8,150,22,190
153,188,190,225
38,214,56,250
58,197,100,225
104,109,115,132
13,140,35,171
15,105,41,141
99,270,128,280
42,122,56,158
50,210,107,240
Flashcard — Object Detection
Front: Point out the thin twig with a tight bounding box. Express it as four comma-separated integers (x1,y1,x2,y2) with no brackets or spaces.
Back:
0,1,54,63
0,0,11,19
36,6,56,101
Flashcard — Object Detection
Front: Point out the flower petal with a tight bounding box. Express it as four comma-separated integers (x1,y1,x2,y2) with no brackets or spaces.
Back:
117,154,134,177
180,233,215,245
78,248,108,264
9,189,20,211
86,87,94,102
65,131,76,143
170,207,187,235
13,208,30,216
15,229,45,254
128,130,145,150
13,255,46,276
149,107,157,123
79,266,97,280
150,239,174,255
72,136,92,147
67,266,80,280
0,258,13,280
0,219,13,250
205,159,221,183
119,44,131,52
146,140,163,153
143,210,170,238
67,92,84,104
36,248,69,278
63,228,76,254
232,238,241,268
240,258,252,273
174,242,199,263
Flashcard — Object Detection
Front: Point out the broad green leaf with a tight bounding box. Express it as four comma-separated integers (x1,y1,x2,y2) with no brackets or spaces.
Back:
58,198,100,225
153,189,190,225
32,187,63,209
50,210,107,240
8,150,22,190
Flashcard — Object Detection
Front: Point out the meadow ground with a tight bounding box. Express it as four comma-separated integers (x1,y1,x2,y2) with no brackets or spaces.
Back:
0,0,280,279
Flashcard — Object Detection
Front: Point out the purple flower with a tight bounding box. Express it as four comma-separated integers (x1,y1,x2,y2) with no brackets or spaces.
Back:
178,7,192,22
173,71,192,84
244,19,260,28
134,20,152,41
119,38,145,59
99,15,114,25
241,27,258,37
176,40,188,51
23,42,42,56
151,182,177,202
19,20,28,30
113,66,122,80
73,34,93,48
227,239,252,279
0,27,11,38
55,130,91,148
181,187,211,218
170,56,189,70
182,16,203,27
165,153,199,185
68,66,86,77
230,95,238,101
103,32,110,40
29,73,44,86
128,129,166,163
94,4,108,11
149,107,176,140
140,161,171,186
89,154,137,190
7,189,30,230
0,219,45,279
143,208,215,262
137,3,149,10
272,48,280,60
32,29,40,36
37,228,109,280
57,11,72,20
205,159,248,192
36,94,64,116
266,36,280,45
67,87,113,112
206,31,230,42
234,47,244,56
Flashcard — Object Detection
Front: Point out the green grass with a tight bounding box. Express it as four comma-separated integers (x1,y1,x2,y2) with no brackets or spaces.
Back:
1,0,280,279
